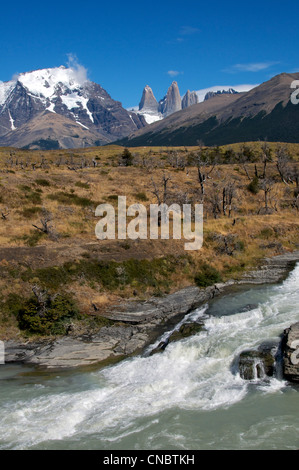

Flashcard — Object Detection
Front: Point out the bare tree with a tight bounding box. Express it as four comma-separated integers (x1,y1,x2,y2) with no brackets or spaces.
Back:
55,156,63,167
32,209,57,239
222,181,236,217
150,172,172,226
40,155,48,169
276,145,292,184
207,183,222,219
238,144,256,180
1,211,9,220
260,142,272,179
194,148,217,196
167,150,186,170
32,285,49,317
290,162,299,188
259,178,275,213
151,172,171,206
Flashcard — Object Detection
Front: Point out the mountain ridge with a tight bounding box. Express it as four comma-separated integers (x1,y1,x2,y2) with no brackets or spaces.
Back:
130,82,257,125
117,73,299,147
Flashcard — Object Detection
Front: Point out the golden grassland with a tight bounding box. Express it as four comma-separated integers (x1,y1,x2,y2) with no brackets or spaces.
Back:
0,142,298,339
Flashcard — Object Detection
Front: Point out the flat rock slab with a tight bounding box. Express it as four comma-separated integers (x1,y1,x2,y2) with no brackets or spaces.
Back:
239,250,299,284
103,283,233,324
5,325,149,369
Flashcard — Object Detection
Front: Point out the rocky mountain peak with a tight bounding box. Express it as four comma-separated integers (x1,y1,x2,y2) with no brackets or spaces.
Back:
204,88,238,101
139,85,158,113
135,82,200,124
182,90,199,109
159,81,182,117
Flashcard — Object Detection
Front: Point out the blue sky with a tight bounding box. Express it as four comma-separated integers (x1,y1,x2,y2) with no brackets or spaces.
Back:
1,0,298,108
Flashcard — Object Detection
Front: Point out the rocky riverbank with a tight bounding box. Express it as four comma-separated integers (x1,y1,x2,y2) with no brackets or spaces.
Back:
4,250,299,372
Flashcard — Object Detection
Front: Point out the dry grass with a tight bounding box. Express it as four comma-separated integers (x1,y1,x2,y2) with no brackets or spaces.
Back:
0,142,298,338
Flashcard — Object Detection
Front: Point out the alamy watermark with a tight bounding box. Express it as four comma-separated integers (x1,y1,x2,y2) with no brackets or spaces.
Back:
290,340,299,365
95,196,203,251
0,340,4,364
290,80,299,105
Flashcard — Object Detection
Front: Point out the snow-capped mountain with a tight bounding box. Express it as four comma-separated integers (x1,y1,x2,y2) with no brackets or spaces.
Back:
0,66,145,149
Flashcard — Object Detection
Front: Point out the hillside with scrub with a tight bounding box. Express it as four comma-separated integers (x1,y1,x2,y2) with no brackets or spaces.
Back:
0,142,298,340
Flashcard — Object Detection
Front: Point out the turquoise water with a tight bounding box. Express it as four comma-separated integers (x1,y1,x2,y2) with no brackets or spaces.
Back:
0,264,298,450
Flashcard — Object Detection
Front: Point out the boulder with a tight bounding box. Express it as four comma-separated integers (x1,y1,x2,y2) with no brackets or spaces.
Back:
150,321,204,355
168,321,204,342
282,322,299,383
238,343,276,380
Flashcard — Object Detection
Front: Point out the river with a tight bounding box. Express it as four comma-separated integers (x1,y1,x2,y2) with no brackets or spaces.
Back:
0,264,298,450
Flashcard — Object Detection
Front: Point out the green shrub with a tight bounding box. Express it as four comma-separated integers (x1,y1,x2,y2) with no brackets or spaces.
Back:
134,192,148,201
259,227,274,239
235,240,245,252
22,230,45,246
0,293,24,320
17,293,79,335
19,184,31,192
47,191,93,207
35,178,51,187
247,176,260,194
21,206,43,218
19,184,43,203
194,262,222,287
22,256,179,292
24,191,42,205
120,148,133,166
75,181,90,189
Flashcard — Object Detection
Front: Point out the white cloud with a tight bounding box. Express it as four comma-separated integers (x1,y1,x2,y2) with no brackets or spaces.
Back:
169,25,200,44
179,26,200,36
224,61,280,73
66,53,89,85
11,72,20,82
167,70,181,77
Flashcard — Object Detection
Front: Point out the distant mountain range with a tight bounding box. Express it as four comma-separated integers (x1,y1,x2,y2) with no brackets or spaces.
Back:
0,68,298,149
128,83,257,125
0,66,146,149
119,73,299,147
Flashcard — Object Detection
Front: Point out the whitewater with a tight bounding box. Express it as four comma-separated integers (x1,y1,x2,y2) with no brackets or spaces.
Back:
0,264,298,450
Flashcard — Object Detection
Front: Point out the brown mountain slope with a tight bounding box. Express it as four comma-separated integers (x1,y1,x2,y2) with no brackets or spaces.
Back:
118,73,299,147
0,111,110,149
120,93,243,141
218,72,299,120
